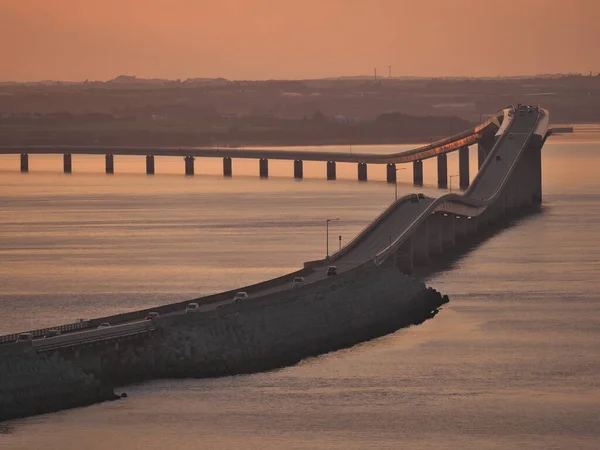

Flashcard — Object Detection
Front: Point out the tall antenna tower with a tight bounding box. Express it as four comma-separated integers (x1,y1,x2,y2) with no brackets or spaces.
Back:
389,65,392,79
374,68,377,81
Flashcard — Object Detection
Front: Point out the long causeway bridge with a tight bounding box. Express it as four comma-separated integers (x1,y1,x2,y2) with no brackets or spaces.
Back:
0,104,550,351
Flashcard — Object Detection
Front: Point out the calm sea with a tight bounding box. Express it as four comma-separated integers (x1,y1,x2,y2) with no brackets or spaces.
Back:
1,133,599,449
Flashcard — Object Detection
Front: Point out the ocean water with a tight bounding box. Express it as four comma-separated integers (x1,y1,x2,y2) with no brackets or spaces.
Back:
1,136,599,449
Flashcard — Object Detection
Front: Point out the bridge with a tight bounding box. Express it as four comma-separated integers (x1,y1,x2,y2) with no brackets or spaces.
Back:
1,109,507,187
0,104,549,351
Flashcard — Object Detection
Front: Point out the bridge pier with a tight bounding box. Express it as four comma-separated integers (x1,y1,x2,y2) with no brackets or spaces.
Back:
145,155,155,175
413,160,423,186
427,214,444,255
386,163,396,184
184,156,194,175
437,154,448,188
441,214,455,251
358,162,367,181
394,238,413,274
459,145,470,188
412,222,429,265
326,161,336,180
63,153,72,174
20,153,29,173
454,216,468,241
105,154,114,174
466,217,478,236
223,157,232,177
294,160,303,179
259,158,269,178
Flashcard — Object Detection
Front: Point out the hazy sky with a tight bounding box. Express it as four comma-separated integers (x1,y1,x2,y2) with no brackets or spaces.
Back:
1,0,599,81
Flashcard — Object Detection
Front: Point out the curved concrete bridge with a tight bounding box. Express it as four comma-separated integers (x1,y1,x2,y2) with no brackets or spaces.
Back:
0,105,549,349
1,109,506,184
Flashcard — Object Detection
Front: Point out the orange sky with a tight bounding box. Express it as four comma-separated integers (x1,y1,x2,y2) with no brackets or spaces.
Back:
1,0,599,81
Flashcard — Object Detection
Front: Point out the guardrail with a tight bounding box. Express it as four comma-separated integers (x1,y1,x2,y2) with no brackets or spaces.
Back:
0,320,91,345
32,320,154,352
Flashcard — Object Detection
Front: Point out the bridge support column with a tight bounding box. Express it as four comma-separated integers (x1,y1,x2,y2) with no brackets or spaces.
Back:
413,160,423,186
20,153,29,173
386,163,396,184
105,154,114,174
184,156,194,175
413,222,429,265
459,145,470,188
259,158,269,178
326,161,336,180
454,216,468,241
294,160,303,179
441,214,455,251
145,155,155,175
427,214,443,255
63,153,72,174
395,238,413,274
437,154,448,188
466,217,478,236
223,157,232,177
358,162,367,181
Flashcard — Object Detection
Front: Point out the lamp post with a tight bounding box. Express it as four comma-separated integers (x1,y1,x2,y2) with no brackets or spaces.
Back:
395,167,407,201
449,175,459,194
326,218,339,258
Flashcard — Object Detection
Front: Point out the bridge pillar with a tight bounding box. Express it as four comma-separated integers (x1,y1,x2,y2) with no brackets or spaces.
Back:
459,145,470,188
63,153,72,174
395,238,413,274
145,155,155,175
441,214,455,251
358,162,367,181
294,160,303,179
20,153,29,173
326,161,337,180
437,154,448,188
105,154,114,174
413,160,423,186
454,216,468,241
528,142,543,204
413,222,429,265
223,157,232,177
466,217,478,236
386,163,397,184
184,156,195,175
427,214,443,255
259,158,269,178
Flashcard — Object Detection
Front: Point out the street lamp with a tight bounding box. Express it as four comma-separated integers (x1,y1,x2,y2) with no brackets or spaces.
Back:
449,175,459,194
326,218,339,258
395,167,407,201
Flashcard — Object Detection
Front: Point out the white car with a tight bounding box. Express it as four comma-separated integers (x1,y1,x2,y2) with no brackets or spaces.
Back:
97,323,111,330
233,292,248,302
185,302,200,313
292,276,305,288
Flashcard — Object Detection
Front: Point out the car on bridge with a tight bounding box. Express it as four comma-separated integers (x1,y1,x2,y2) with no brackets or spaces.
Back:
326,266,338,276
44,330,61,338
145,312,160,321
234,292,249,302
292,276,305,288
16,332,33,342
97,323,111,330
185,303,200,313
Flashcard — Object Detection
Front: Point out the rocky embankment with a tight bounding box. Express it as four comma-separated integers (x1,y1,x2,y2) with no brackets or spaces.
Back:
0,267,448,422
0,343,117,423
98,267,448,384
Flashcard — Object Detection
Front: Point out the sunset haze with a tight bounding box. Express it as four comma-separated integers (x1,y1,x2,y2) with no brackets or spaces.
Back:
2,0,599,81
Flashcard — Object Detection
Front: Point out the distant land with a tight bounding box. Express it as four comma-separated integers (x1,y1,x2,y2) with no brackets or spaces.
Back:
1,74,598,147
